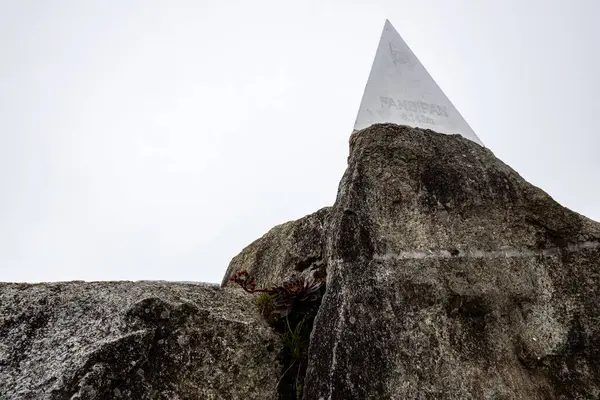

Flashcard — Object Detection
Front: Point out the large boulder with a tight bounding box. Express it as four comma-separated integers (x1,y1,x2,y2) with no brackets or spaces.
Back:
303,124,600,399
0,281,281,399
222,207,330,288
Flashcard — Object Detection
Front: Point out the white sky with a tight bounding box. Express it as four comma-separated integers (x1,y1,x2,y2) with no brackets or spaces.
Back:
1,0,598,284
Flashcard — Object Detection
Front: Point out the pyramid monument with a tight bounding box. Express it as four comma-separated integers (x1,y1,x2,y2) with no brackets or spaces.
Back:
355,20,483,146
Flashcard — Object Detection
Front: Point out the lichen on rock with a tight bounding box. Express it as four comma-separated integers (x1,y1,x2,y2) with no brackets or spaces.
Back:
3,123,600,400
0,281,281,399
222,207,330,289
303,124,600,399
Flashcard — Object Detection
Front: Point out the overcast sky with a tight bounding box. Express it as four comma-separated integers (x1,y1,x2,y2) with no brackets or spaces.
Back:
1,0,598,284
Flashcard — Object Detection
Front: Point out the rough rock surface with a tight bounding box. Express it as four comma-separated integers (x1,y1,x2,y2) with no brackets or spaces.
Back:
0,281,281,400
4,123,600,400
302,124,600,399
222,207,330,288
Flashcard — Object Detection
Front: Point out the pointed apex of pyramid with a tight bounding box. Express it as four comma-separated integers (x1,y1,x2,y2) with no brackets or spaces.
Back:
354,20,483,146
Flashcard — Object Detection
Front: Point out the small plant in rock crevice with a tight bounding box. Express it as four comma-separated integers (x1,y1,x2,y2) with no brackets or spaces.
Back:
229,271,323,318
254,292,276,321
282,315,307,361
229,270,325,400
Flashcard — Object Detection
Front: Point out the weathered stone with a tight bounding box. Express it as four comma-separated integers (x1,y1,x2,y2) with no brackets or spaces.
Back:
0,281,281,399
303,124,600,399
222,207,330,288
4,122,600,400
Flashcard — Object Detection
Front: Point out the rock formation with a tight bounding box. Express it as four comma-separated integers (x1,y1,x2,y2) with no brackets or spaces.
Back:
222,207,330,289
0,281,281,399
3,123,600,399
224,123,600,399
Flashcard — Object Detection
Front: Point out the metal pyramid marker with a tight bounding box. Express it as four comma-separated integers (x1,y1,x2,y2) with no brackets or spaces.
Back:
354,20,483,146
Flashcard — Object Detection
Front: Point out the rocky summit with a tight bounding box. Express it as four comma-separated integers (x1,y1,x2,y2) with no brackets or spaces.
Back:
301,124,600,399
3,123,600,399
224,124,600,399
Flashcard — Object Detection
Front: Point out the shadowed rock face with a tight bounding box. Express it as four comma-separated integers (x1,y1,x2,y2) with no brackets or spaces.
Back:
0,281,280,400
221,207,330,289
302,124,600,399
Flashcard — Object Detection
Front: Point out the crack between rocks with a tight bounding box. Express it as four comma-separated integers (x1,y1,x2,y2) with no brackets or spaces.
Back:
327,260,347,400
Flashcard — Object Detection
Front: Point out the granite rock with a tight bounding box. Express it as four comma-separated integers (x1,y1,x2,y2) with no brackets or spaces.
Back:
0,281,281,400
303,124,600,399
221,207,330,289
4,123,600,400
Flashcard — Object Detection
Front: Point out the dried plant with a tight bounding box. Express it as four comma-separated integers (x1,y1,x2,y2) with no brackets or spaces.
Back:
228,270,259,293
255,292,276,318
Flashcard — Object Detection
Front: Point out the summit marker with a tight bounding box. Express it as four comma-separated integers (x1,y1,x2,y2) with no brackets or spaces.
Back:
354,20,483,146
